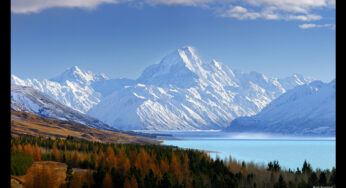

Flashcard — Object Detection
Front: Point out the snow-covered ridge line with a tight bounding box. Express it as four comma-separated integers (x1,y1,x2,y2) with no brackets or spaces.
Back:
226,79,336,136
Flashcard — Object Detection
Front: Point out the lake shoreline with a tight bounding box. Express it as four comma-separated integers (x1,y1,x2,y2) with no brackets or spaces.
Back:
162,137,336,170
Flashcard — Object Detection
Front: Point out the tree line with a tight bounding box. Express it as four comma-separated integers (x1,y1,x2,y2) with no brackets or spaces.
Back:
11,135,335,188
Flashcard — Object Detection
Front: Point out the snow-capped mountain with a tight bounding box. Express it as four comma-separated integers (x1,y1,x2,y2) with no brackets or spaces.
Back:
12,46,315,131
87,47,313,130
226,79,336,136
11,84,116,130
11,66,113,113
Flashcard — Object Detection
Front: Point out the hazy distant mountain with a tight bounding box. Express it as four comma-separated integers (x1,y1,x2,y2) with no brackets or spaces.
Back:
226,80,335,136
87,47,313,130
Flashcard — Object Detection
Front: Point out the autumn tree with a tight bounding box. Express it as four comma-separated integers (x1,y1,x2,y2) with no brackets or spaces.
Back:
24,144,34,158
52,142,61,162
102,172,113,188
71,151,80,167
170,153,183,183
17,144,23,152
124,177,131,188
124,175,138,188
26,164,58,188
116,149,131,174
159,158,170,176
34,143,42,161
11,144,18,152
106,146,116,169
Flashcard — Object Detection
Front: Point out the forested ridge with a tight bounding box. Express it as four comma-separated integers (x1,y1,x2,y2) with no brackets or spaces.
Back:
11,135,336,188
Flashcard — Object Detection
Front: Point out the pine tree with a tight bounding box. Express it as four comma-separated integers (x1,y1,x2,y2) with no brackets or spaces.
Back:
319,171,327,186
274,174,287,188
302,160,312,174
242,161,248,176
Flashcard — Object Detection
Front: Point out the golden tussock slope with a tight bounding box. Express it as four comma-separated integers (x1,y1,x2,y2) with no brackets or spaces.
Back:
11,110,161,145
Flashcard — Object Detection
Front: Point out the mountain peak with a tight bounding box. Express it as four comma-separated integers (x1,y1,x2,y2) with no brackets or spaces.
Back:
136,46,205,87
160,46,201,67
177,46,195,55
50,66,107,85
70,66,84,74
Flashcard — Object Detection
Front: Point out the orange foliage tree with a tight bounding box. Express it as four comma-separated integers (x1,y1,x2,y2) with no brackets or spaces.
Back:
52,142,61,161
102,172,113,188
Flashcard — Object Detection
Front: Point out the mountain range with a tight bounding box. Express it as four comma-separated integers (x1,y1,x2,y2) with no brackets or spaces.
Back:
12,46,328,132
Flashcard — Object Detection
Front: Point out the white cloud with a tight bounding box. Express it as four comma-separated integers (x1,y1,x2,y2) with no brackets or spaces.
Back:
299,23,335,29
221,5,324,21
11,0,335,26
11,0,125,14
286,14,322,21
144,0,214,6
245,0,330,13
222,6,262,20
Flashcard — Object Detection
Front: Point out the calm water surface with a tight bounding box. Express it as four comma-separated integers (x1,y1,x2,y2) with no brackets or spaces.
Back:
164,137,335,170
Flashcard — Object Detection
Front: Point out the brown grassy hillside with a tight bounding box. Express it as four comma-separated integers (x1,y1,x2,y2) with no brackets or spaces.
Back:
11,110,161,145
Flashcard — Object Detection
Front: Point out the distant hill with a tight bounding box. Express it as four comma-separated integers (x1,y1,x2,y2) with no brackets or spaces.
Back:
225,80,335,136
11,110,161,145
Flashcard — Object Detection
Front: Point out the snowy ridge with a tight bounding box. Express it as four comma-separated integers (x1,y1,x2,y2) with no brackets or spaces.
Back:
226,79,336,136
11,84,117,130
11,66,113,113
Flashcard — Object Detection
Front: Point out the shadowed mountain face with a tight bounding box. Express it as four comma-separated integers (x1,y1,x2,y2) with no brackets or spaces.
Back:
226,80,336,136
12,46,314,131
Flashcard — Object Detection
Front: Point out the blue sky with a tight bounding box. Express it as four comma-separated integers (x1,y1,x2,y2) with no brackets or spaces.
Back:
11,0,335,82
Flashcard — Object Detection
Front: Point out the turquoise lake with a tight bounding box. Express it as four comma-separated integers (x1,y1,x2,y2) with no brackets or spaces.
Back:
163,137,335,170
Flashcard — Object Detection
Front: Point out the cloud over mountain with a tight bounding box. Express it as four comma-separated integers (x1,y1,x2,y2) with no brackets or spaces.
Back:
12,0,335,28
